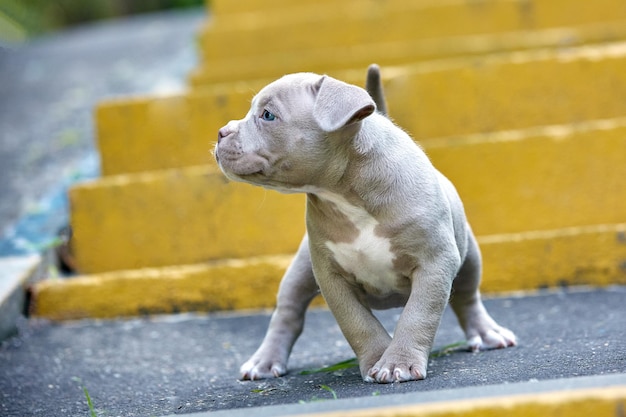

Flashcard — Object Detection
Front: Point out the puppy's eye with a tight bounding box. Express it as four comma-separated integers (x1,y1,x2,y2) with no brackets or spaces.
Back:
261,109,276,121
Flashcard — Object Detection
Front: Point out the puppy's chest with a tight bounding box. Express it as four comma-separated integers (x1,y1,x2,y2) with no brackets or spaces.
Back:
315,193,403,295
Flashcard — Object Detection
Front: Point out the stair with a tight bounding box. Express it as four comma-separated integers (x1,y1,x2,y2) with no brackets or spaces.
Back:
192,0,626,85
30,0,626,320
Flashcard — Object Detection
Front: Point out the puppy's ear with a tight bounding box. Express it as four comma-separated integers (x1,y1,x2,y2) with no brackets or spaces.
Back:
312,75,376,132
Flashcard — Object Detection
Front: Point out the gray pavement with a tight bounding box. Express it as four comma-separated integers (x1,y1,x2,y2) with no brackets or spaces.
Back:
1,287,625,416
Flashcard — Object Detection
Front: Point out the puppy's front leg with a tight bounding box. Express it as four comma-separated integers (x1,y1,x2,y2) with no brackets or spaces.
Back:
311,255,392,381
240,235,320,380
368,262,454,383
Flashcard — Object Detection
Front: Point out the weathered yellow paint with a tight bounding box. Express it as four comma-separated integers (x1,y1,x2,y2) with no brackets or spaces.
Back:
99,43,626,176
31,255,297,320
425,118,626,235
69,166,306,274
96,88,254,176
206,0,338,16
191,20,626,85
201,0,626,61
73,118,626,274
386,41,626,139
96,95,194,176
31,223,626,319
295,386,626,417
479,223,626,293
345,41,626,139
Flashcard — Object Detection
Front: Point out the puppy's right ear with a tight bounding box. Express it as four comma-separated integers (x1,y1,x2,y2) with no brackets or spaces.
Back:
312,75,376,132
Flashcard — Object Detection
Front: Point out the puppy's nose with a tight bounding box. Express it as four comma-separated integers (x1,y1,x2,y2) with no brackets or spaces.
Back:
218,121,239,144
217,127,229,144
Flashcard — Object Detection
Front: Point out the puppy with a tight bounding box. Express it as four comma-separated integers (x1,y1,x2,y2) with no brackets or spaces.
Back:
214,65,516,384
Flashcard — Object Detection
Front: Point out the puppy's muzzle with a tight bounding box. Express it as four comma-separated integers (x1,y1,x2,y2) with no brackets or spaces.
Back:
215,125,234,163
217,126,231,144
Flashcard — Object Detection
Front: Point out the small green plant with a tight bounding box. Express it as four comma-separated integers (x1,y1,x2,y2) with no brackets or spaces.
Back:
71,377,97,416
83,386,97,417
298,384,338,404
429,341,467,358
251,387,278,395
319,384,337,400
299,357,359,375
299,341,466,375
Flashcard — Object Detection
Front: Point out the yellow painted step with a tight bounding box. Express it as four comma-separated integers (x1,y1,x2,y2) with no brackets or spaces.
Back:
390,42,626,139
212,0,342,17
99,42,626,175
200,0,626,61
31,223,626,320
480,223,626,293
72,118,626,274
210,0,398,16
299,386,626,417
69,166,305,274
211,0,352,17
32,255,297,320
424,118,626,236
95,86,252,176
191,20,626,85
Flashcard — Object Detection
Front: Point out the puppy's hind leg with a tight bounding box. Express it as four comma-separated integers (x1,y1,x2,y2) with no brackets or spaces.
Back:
450,230,517,351
240,235,320,380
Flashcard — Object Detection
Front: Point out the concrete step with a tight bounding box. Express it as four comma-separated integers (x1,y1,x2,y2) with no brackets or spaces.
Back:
31,222,626,320
210,0,413,16
98,42,626,176
423,117,626,235
0,255,41,338
190,20,626,85
199,0,626,61
10,283,626,416
71,117,626,274
69,165,305,274
31,255,297,320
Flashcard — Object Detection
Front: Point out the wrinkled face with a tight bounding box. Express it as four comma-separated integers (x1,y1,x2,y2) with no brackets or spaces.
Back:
215,72,376,193
214,73,329,193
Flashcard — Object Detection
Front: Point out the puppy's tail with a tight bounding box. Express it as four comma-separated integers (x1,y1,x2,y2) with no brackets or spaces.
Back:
365,64,388,117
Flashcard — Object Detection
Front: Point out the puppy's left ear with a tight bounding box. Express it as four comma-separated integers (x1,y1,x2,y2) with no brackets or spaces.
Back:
312,75,376,132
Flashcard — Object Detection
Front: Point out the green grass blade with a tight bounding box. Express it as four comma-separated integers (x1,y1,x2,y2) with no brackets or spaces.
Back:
298,341,467,375
319,384,338,400
299,357,359,375
82,386,97,417
429,341,467,358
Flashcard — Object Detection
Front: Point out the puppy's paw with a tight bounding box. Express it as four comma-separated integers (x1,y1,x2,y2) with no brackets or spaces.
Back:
364,350,427,384
239,357,287,381
467,324,517,352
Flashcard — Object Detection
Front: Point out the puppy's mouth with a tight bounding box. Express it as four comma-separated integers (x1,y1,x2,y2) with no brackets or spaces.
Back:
220,163,265,179
215,150,268,180
219,161,304,194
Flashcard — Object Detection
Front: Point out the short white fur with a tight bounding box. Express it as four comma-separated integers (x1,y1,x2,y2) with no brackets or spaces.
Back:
317,191,399,295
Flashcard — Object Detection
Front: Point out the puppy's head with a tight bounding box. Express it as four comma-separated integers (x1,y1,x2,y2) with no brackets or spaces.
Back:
215,73,375,192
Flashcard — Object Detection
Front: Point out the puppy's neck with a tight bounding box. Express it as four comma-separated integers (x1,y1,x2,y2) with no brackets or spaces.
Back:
308,113,425,213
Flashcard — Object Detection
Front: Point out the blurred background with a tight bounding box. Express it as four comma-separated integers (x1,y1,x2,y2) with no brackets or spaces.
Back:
0,0,207,257
0,0,204,43
2,0,626,315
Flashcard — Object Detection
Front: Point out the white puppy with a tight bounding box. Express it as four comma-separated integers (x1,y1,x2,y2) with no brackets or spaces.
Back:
215,66,516,383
